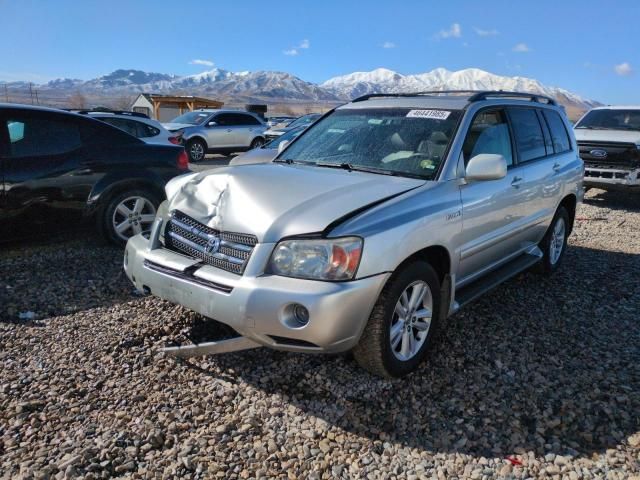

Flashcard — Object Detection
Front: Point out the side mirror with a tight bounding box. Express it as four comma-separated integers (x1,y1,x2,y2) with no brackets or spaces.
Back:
465,154,507,181
207,121,218,127
277,140,290,154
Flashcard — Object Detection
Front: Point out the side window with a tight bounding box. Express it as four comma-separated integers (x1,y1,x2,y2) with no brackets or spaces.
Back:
80,119,140,147
5,115,82,158
462,109,513,166
101,118,139,137
234,113,261,126
212,114,233,126
138,123,160,138
508,108,547,162
542,110,572,153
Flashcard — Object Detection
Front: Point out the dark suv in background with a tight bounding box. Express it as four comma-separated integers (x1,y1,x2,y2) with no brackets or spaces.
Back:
0,104,189,245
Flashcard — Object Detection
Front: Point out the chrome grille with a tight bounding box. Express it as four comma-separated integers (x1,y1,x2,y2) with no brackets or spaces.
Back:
164,210,257,275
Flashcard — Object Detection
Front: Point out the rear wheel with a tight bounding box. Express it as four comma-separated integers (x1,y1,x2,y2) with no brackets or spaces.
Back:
99,189,160,246
187,138,206,163
353,261,441,378
250,137,265,149
534,206,570,274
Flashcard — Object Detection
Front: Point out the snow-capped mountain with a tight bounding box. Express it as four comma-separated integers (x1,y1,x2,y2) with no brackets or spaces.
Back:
321,67,599,110
31,68,341,102
1,66,598,113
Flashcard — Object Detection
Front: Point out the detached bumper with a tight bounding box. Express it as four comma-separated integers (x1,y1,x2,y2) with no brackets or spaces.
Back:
124,234,389,353
584,167,640,188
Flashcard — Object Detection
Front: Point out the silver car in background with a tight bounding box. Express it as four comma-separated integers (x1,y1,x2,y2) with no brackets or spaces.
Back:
164,109,267,162
229,125,308,166
124,91,583,377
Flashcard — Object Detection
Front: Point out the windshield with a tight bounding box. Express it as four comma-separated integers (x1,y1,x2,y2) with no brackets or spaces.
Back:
170,111,212,125
265,126,305,149
278,107,462,179
576,109,640,131
288,113,321,128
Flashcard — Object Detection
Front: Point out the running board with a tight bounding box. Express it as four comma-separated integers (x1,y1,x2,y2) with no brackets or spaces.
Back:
454,248,542,308
162,336,260,358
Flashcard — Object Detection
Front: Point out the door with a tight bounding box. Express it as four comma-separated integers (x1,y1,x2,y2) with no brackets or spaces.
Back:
0,121,8,220
204,113,235,148
1,110,92,236
505,107,565,244
227,113,263,148
457,108,531,285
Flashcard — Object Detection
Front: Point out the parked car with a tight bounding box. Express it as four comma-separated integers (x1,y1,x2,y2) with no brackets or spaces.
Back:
0,104,189,245
266,115,297,128
229,125,307,166
124,91,583,377
80,110,182,146
574,106,640,190
164,109,267,162
263,113,321,142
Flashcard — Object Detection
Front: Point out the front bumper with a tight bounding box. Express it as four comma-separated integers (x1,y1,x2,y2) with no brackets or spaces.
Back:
584,166,640,188
124,234,389,353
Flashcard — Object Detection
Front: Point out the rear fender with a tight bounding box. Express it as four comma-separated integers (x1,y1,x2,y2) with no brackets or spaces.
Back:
86,170,166,216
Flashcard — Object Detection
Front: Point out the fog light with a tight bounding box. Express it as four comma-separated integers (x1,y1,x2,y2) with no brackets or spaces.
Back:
293,304,310,327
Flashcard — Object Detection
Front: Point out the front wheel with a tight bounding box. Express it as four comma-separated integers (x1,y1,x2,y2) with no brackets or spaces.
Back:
353,261,441,378
99,189,160,246
534,206,570,274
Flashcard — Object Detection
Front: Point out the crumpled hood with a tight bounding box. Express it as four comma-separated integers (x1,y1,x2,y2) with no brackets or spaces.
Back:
165,163,424,243
162,122,194,132
574,129,640,145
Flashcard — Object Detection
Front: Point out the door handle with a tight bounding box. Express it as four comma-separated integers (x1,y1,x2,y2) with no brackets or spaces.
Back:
226,129,232,132
75,168,94,176
552,162,561,172
511,176,523,187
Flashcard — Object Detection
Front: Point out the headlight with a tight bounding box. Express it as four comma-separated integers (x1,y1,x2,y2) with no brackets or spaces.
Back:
268,237,363,281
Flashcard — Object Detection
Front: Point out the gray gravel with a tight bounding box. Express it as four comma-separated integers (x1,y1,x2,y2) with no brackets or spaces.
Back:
1,189,639,479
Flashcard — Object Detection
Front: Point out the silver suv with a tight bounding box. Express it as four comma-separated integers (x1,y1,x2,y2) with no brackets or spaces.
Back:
164,109,267,162
574,106,640,190
124,91,583,377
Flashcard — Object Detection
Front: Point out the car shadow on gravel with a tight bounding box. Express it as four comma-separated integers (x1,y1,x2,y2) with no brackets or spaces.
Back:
181,244,640,459
584,188,640,212
0,230,135,323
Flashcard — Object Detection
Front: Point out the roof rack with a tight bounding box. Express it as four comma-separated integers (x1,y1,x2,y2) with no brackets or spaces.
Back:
76,109,150,118
351,90,557,106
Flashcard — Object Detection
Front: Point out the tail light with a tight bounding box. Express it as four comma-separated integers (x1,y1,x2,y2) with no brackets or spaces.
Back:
169,136,181,145
177,149,189,170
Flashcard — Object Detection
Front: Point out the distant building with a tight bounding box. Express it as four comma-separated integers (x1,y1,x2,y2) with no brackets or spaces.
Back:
130,94,224,122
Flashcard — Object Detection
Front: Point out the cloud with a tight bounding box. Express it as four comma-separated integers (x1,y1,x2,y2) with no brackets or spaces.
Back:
283,39,310,56
189,59,214,67
436,23,461,40
474,27,499,37
512,43,531,52
614,62,633,76
382,41,396,49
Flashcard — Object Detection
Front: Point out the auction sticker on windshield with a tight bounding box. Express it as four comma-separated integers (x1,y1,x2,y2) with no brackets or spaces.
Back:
406,110,451,120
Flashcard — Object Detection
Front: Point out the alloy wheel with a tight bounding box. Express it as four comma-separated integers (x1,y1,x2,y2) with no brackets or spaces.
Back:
389,280,433,361
111,196,156,241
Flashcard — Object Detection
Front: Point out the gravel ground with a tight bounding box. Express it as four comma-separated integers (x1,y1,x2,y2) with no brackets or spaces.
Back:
1,189,639,479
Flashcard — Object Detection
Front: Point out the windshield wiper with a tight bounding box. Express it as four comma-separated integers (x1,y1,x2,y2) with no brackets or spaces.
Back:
315,161,393,175
274,158,307,164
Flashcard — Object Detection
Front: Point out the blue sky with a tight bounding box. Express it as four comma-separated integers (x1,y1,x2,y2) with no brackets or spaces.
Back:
0,0,638,103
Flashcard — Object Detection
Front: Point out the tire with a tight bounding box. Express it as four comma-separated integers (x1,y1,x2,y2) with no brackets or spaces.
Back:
250,137,265,149
98,189,161,246
534,206,570,274
353,261,441,378
186,138,206,163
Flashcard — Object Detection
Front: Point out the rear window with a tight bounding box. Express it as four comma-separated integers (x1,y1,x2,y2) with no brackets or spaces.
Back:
542,110,572,153
508,108,546,162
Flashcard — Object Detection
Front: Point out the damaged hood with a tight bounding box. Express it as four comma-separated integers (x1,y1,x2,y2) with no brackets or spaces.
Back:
165,163,424,243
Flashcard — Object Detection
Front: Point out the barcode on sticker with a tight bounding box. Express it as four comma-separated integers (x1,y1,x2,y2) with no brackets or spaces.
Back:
406,109,451,120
